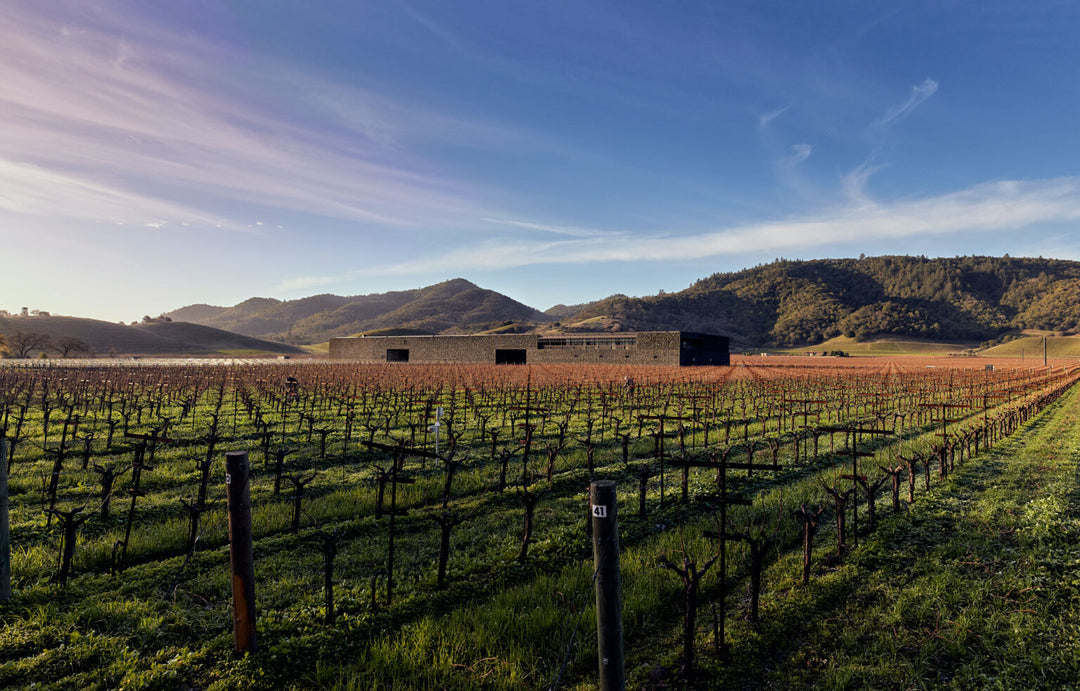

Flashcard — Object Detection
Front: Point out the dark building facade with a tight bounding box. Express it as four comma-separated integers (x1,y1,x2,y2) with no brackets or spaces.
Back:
328,331,729,366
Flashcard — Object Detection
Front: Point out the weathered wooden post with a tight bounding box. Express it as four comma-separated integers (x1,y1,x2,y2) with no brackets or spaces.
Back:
226,451,257,653
591,480,624,691
1,438,10,601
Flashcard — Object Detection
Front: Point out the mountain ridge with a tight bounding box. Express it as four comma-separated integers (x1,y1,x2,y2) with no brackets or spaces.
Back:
166,278,553,344
165,256,1080,348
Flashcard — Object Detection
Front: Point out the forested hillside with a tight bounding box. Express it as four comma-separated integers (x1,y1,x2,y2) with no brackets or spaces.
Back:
167,256,1080,348
567,256,1080,346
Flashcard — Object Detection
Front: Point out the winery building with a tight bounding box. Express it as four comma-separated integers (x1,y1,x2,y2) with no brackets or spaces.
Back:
328,331,729,366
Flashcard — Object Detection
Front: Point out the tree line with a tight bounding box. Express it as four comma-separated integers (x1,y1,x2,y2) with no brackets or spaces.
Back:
0,332,89,358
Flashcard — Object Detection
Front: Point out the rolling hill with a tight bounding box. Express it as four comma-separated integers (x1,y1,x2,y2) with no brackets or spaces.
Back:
0,316,306,357
167,278,553,344
163,255,1080,350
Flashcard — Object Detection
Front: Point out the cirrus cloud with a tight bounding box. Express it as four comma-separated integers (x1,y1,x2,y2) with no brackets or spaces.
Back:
333,177,1080,277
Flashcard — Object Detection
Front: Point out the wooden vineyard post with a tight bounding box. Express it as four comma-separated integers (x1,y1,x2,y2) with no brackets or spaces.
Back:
1,438,9,601
591,480,624,691
226,451,258,654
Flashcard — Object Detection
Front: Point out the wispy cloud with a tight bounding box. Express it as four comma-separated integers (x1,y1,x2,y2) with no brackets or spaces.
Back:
758,105,790,129
480,218,622,238
778,143,813,169
349,177,1080,275
840,156,887,205
871,78,939,130
0,2,495,232
0,159,246,230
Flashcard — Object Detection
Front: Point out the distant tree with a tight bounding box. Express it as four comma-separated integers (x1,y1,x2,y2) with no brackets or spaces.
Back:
57,337,90,358
7,332,52,358
0,333,7,356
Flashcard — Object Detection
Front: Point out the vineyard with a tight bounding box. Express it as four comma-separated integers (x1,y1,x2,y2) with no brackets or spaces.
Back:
1,356,1079,689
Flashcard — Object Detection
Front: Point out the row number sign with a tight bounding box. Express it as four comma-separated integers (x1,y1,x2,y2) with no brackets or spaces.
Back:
591,504,607,518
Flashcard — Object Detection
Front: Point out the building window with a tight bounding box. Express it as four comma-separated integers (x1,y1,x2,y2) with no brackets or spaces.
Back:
495,349,527,365
386,349,409,362
536,336,637,349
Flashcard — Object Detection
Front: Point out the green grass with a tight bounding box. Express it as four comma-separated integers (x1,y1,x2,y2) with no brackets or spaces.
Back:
781,332,1080,360
980,333,1080,359
785,335,974,357
692,380,1080,689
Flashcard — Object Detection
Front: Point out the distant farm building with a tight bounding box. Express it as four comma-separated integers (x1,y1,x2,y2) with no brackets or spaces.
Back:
328,331,729,366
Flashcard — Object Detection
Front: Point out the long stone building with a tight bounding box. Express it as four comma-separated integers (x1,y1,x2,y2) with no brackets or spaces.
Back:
328,331,729,366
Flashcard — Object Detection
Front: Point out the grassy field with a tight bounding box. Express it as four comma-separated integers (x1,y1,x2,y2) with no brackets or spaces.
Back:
783,335,973,357
780,332,1080,362
980,333,1080,359
0,315,305,358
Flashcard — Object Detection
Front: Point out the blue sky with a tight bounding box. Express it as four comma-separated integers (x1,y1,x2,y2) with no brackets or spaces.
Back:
4,0,1080,322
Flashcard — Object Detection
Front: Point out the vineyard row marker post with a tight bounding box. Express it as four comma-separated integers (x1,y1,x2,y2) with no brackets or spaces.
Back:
226,450,258,654
591,480,625,691
0,438,9,601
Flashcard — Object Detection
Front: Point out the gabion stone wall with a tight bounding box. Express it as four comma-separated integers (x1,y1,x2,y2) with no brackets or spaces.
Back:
328,331,729,366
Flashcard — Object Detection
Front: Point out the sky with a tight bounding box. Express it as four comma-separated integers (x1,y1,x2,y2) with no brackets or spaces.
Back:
4,0,1080,323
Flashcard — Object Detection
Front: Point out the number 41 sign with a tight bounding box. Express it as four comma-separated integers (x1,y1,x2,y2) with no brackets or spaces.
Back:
591,504,608,519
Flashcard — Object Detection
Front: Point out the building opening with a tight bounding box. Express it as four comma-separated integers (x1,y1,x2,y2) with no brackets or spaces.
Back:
386,349,409,362
678,333,729,366
494,349,527,365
